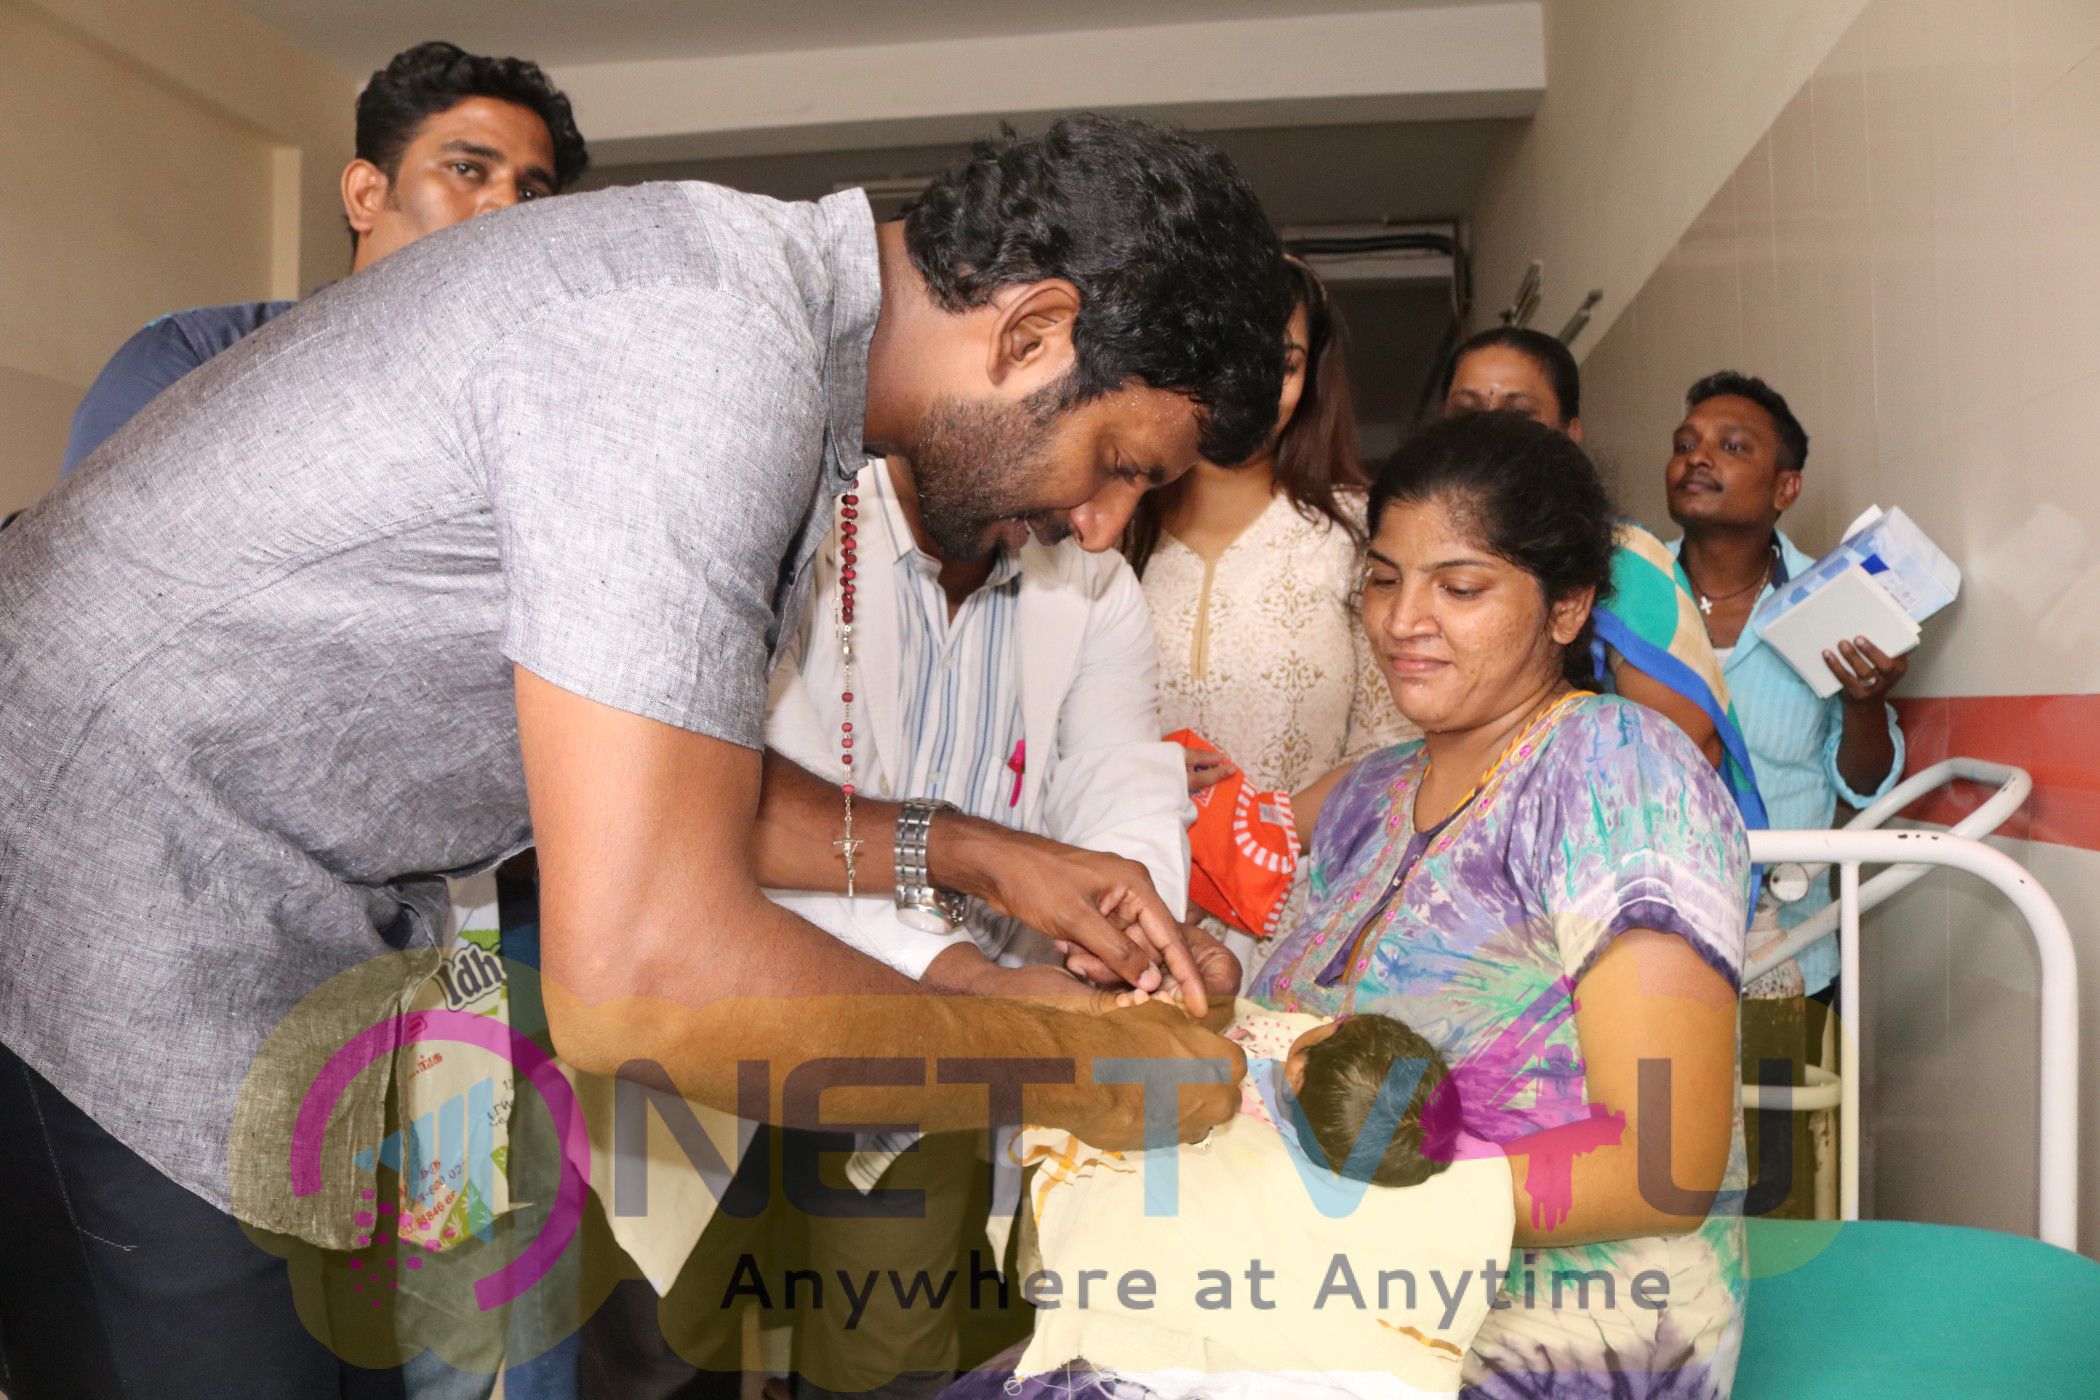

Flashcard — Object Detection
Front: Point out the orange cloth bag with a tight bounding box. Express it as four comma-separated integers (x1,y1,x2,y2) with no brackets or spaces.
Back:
1167,729,1302,940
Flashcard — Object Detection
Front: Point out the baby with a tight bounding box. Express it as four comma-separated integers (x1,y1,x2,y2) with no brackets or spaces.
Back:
1015,1003,1501,1398
1228,1007,1454,1188
1117,993,1455,1187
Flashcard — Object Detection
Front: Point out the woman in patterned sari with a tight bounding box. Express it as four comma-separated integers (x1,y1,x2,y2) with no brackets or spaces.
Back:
945,411,1750,1400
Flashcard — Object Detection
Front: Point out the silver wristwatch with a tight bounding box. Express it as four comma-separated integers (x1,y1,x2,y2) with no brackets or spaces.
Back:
894,797,967,933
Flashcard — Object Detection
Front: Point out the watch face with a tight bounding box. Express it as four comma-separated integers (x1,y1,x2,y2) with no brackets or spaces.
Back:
896,902,953,934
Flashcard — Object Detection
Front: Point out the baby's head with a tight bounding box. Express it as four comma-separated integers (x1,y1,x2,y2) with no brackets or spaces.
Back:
1285,1014,1453,1189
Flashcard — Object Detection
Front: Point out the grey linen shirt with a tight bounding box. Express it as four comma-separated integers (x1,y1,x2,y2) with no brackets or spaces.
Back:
0,181,878,1244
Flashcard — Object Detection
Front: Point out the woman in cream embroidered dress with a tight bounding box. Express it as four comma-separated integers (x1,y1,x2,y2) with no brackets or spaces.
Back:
1126,260,1413,980
1143,489,1404,799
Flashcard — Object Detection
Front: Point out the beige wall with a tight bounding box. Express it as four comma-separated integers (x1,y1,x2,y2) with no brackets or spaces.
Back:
1575,0,2100,1257
1467,0,1871,345
0,0,351,515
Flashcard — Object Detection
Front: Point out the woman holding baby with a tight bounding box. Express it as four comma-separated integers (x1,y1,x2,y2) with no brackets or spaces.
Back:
950,409,1750,1398
1256,409,1751,1394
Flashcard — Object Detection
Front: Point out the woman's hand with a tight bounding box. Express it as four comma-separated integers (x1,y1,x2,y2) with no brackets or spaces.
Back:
1184,747,1238,796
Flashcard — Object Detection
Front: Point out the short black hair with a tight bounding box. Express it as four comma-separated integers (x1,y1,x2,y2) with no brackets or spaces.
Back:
1292,1014,1454,1189
1440,326,1582,423
355,41,589,193
1370,411,1617,681
904,114,1292,467
1686,370,1809,472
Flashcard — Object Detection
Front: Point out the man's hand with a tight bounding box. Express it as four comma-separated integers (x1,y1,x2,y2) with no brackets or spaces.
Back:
1050,998,1245,1150
1062,918,1241,1031
931,816,1212,1017
1829,636,1907,798
1826,636,1908,705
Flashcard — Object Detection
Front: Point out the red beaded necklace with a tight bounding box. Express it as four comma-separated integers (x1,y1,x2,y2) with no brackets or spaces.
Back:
832,488,863,893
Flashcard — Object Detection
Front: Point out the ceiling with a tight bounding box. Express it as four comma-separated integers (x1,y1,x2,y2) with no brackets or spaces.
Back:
582,117,1511,229
229,0,1504,75
227,0,1519,436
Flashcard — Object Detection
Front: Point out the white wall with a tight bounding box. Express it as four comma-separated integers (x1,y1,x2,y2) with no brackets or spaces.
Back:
551,3,1545,164
1466,0,1871,345
0,0,352,514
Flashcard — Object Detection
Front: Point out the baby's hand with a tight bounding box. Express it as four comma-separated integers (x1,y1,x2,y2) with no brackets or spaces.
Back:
1111,984,1193,1011
1065,913,1239,1031
1080,984,1195,1017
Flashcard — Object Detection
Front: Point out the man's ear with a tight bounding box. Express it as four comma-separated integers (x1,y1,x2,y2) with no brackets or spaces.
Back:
985,280,1081,389
340,158,391,237
1565,416,1584,445
1773,467,1804,514
1550,585,1596,648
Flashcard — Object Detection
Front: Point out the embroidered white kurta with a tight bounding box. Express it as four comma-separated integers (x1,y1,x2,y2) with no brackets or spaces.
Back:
1143,492,1415,794
1142,492,1416,984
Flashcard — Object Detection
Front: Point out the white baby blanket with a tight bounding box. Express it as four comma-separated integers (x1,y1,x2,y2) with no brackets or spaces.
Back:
1014,1012,1515,1397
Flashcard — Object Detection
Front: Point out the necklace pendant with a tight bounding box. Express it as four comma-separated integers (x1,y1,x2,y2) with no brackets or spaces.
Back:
1699,595,1713,616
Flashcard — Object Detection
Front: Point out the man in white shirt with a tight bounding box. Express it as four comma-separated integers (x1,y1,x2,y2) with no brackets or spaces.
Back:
585,455,1194,1398
768,456,1189,987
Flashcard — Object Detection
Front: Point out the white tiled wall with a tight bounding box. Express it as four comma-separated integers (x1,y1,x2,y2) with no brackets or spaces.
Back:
1585,0,2100,699
1576,0,2100,1257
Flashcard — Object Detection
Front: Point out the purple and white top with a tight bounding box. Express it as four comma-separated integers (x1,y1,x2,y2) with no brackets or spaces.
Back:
1254,693,1753,1398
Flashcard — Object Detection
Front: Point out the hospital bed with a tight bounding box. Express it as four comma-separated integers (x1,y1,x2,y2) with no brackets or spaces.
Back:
1734,759,2097,1394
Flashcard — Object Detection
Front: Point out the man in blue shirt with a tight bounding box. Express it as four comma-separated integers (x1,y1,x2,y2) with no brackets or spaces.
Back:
61,40,590,475
1666,371,1904,1217
1665,370,1907,994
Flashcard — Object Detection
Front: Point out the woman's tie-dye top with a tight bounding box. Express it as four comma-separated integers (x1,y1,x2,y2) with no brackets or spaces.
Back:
1252,693,1754,1398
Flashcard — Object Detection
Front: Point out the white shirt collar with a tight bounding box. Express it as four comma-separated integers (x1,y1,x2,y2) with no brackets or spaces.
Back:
866,457,1022,589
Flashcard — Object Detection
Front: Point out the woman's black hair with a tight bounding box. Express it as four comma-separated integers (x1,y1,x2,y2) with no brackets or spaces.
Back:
1368,411,1617,681
1438,325,1582,424
355,41,590,195
905,114,1293,469
1123,257,1367,574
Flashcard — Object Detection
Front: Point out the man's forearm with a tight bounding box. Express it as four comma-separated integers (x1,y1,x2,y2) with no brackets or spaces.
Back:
542,890,1200,1142
754,747,900,893
753,747,1033,905
517,669,1231,1143
1835,700,1896,798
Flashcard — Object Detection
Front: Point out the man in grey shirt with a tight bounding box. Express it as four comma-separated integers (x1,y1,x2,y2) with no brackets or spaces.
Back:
0,115,1287,1393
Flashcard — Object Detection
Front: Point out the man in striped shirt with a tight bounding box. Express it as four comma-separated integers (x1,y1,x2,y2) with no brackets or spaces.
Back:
585,453,1196,1396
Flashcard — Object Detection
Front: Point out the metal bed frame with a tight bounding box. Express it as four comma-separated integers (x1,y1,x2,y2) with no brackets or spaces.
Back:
1739,758,2079,1250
